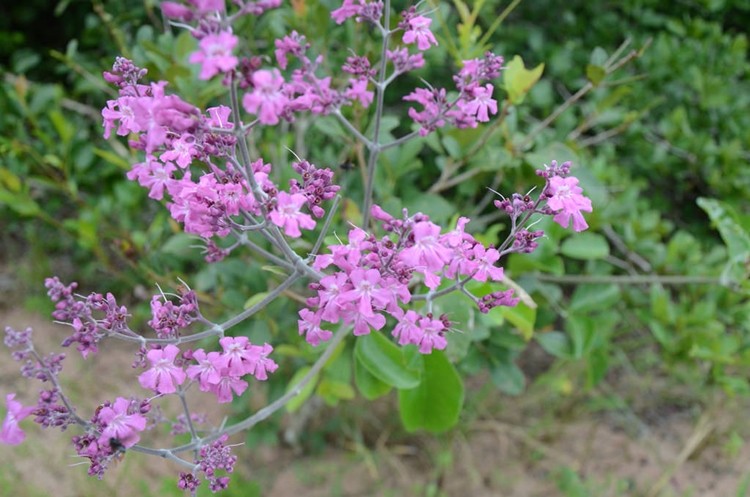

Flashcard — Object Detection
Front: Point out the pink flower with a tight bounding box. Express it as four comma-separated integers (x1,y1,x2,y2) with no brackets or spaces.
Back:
470,245,504,282
331,0,360,24
400,221,451,272
126,158,176,200
392,310,421,347
269,191,316,238
345,78,373,107
206,105,234,129
186,349,222,391
97,397,147,448
244,343,279,381
242,69,288,125
209,370,248,403
402,15,438,51
0,393,35,445
547,176,593,232
189,31,239,80
339,269,391,318
460,84,497,122
217,336,254,377
316,272,350,322
298,309,333,346
274,31,307,70
414,315,448,354
403,87,448,136
193,0,226,14
161,2,193,21
138,344,187,394
160,134,198,169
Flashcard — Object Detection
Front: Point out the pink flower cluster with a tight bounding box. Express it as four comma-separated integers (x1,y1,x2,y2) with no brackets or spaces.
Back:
240,30,375,125
45,277,128,358
400,7,438,51
72,397,150,478
331,0,384,24
536,160,594,232
298,207,509,353
137,338,278,403
2,326,75,446
405,52,505,136
179,434,237,493
162,0,281,22
102,59,337,243
149,291,199,339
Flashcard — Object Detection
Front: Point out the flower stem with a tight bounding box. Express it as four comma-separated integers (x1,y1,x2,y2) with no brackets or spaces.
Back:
361,0,392,229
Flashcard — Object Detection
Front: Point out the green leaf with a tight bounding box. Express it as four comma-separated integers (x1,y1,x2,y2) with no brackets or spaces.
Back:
498,302,536,340
569,284,621,313
697,197,750,258
649,284,675,323
313,116,347,139
566,315,597,359
355,332,422,389
286,366,319,413
260,265,289,276
93,148,131,169
587,349,609,387
160,233,197,259
0,168,22,192
490,360,526,395
536,331,572,359
560,233,610,260
317,378,355,405
585,64,606,86
354,352,392,400
398,351,464,433
503,55,545,105
243,291,269,310
0,189,41,216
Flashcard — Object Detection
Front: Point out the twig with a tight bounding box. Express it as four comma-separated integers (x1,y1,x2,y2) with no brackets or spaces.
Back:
602,225,652,272
534,274,720,285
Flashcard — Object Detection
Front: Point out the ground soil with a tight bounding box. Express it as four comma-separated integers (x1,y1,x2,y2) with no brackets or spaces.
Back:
1,306,749,497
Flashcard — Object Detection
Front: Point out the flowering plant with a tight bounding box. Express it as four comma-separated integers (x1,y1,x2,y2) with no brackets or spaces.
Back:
2,0,592,493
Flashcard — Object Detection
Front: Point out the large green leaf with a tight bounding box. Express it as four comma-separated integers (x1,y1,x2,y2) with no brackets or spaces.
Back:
398,351,464,433
354,352,392,400
355,332,422,389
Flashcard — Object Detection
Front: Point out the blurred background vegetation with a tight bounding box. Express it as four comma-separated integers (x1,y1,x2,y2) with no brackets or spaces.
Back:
2,0,750,495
